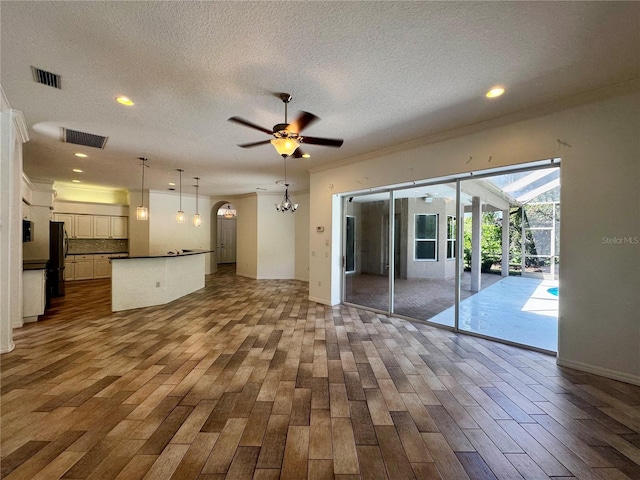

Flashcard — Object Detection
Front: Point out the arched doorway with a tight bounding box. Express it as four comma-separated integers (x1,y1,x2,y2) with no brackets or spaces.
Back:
210,202,237,273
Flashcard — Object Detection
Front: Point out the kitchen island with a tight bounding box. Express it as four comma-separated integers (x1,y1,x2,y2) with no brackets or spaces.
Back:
111,250,208,312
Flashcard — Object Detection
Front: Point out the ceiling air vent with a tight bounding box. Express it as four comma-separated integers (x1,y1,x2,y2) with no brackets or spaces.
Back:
31,66,61,89
63,128,108,149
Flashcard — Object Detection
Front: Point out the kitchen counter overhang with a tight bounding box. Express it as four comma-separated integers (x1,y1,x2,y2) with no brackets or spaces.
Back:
110,250,209,312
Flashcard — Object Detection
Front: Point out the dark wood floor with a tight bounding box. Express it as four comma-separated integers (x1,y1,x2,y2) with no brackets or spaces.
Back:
2,266,639,479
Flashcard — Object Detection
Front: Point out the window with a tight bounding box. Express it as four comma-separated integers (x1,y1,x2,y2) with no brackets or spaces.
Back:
415,214,437,260
447,215,456,259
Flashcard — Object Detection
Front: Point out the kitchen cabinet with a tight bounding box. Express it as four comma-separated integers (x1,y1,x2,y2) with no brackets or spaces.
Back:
74,255,94,280
23,269,46,323
94,216,111,238
93,254,112,278
66,253,128,280
110,216,128,239
74,215,94,238
55,213,128,239
55,213,75,237
65,255,76,280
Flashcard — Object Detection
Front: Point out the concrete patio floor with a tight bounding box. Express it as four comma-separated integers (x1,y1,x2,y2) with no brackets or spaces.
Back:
345,273,558,352
430,276,559,351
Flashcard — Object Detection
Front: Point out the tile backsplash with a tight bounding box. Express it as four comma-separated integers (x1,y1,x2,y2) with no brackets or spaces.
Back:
68,239,128,254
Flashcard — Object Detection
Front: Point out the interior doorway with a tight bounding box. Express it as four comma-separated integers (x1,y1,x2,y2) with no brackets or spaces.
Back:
210,202,237,273
217,217,237,265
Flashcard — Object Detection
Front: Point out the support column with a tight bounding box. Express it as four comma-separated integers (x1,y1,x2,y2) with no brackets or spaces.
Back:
501,209,510,277
470,196,482,293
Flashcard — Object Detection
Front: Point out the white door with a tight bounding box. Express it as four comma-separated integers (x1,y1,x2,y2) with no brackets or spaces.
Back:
217,218,237,264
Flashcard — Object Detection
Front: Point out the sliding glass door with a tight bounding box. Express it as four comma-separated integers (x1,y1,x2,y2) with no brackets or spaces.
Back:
392,183,458,326
342,161,560,352
343,192,390,311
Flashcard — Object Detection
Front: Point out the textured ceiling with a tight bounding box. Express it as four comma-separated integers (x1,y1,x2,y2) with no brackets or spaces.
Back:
2,1,639,197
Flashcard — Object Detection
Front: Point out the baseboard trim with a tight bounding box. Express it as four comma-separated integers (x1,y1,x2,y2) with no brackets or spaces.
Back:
0,341,15,354
308,296,334,306
557,357,640,386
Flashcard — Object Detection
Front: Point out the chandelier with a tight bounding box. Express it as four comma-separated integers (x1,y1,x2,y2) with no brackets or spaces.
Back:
275,156,298,213
223,204,235,218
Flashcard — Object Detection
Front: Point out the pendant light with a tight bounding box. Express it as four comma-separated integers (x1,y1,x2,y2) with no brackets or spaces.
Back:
136,157,149,221
223,204,235,218
176,169,185,223
193,177,202,227
275,156,298,213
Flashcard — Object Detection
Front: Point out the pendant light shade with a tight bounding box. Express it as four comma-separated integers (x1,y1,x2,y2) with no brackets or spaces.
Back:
176,168,185,224
270,137,299,157
193,177,201,227
136,158,149,221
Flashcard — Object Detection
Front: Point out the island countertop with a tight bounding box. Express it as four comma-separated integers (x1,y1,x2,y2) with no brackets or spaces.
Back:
110,249,211,260
111,251,209,311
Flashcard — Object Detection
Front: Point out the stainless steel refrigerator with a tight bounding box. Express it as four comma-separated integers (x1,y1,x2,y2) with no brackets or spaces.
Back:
48,221,66,297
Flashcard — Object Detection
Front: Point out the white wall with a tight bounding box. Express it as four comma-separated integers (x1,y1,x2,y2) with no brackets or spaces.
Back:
406,197,457,279
309,88,640,385
257,193,296,279
146,190,212,271
235,194,258,278
295,193,310,282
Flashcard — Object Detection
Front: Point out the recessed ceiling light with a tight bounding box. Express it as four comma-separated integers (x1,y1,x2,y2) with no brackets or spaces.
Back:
116,96,134,106
73,168,83,173
486,86,505,98
75,153,88,158
168,182,175,186
72,179,81,183
302,153,311,158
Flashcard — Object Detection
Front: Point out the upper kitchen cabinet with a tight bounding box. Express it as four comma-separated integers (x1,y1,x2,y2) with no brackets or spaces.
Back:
54,213,75,237
94,215,128,238
110,216,128,239
54,213,128,239
74,215,94,238
94,215,111,238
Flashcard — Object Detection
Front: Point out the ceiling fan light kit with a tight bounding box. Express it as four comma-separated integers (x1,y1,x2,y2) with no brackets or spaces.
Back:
270,137,299,157
228,92,344,159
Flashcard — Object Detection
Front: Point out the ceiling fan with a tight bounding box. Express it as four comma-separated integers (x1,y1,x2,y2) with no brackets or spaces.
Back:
228,93,344,158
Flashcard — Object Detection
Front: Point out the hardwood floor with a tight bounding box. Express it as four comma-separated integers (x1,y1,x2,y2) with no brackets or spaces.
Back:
2,266,640,479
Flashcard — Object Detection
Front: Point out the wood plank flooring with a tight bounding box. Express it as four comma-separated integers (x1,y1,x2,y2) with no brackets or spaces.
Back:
2,266,640,479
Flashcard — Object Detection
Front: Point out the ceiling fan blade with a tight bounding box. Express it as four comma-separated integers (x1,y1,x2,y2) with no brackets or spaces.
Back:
228,117,273,135
237,140,272,148
301,136,344,147
287,111,319,134
292,148,304,158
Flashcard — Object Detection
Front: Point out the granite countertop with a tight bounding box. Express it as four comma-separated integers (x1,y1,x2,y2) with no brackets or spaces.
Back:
67,251,129,255
23,259,48,270
112,249,211,260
